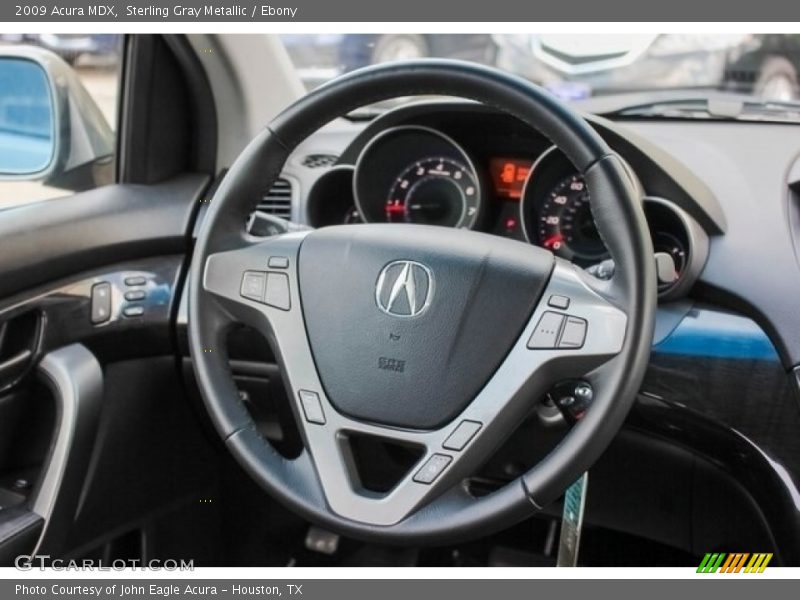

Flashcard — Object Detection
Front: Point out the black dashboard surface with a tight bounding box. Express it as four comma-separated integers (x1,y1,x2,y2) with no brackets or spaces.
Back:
283,101,800,368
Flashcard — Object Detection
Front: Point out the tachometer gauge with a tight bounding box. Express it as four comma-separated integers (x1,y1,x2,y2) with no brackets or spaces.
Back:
354,126,484,229
385,157,481,229
537,174,606,261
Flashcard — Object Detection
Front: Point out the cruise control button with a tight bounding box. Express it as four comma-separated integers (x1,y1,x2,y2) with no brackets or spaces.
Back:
559,316,588,348
90,282,112,324
124,290,146,301
240,271,266,301
124,276,146,286
527,311,565,349
548,294,570,310
413,454,452,485
442,420,482,451
299,390,325,424
268,256,290,269
264,272,291,310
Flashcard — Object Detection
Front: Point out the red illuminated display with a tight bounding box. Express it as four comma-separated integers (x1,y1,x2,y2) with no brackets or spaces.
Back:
490,158,532,200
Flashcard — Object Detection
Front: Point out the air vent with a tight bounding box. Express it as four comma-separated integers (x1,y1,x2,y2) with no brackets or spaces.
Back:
302,154,338,169
257,178,293,219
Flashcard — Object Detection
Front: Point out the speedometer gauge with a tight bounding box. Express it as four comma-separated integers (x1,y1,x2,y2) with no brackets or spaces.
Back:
537,174,606,261
385,157,480,228
520,147,610,264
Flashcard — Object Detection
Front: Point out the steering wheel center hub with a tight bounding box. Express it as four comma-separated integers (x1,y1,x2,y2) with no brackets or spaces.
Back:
298,224,554,429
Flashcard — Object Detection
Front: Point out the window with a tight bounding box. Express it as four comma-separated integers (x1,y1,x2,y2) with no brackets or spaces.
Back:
280,34,800,111
0,34,123,209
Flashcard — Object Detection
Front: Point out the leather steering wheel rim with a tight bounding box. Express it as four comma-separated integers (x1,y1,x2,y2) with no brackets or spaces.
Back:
188,60,656,545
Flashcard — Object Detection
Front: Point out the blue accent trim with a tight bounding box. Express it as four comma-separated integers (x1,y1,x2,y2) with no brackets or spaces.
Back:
653,308,779,361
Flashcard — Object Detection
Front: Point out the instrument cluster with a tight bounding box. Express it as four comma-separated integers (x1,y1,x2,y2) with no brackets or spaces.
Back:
305,123,708,300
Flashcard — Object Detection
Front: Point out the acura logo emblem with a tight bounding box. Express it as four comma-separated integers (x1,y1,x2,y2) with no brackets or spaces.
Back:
375,260,434,317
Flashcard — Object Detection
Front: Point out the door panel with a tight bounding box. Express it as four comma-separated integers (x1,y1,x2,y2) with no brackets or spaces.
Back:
0,32,217,563
0,174,206,299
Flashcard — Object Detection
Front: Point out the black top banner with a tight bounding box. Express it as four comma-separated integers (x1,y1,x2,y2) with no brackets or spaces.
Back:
1,0,798,22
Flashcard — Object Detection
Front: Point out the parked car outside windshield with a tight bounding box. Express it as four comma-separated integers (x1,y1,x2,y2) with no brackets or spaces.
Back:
281,33,800,104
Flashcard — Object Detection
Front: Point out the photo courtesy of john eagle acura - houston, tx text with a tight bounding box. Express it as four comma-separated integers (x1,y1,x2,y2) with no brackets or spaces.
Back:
0,27,800,575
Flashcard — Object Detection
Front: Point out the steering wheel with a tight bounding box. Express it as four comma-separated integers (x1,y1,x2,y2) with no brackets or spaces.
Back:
189,60,656,544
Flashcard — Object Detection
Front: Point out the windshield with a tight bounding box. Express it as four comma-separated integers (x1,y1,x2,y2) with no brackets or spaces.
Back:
280,33,800,120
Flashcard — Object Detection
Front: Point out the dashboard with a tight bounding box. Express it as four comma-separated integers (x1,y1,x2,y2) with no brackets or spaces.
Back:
303,103,711,301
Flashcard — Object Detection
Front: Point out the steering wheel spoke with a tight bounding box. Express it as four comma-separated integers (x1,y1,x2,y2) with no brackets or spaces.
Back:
202,232,308,332
528,259,629,377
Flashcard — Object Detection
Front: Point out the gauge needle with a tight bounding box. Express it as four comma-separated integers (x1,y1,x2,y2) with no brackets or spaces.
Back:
408,202,440,211
543,234,564,249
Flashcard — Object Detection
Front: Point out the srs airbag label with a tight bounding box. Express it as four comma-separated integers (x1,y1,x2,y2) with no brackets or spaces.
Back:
378,357,406,372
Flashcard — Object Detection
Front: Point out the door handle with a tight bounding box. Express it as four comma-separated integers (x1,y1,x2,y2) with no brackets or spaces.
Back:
0,309,42,391
0,349,33,389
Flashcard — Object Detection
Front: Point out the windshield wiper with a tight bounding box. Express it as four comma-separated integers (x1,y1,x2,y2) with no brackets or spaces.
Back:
607,97,800,123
